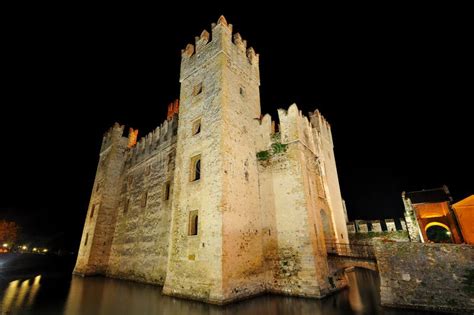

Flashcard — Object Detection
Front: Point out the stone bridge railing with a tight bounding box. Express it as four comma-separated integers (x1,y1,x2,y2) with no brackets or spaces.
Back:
325,241,376,260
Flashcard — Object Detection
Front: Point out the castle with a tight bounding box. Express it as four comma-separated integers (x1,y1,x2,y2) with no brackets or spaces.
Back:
74,16,349,304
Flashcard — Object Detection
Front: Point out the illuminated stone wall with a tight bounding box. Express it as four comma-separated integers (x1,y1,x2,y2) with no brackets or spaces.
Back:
75,16,350,305
375,242,474,313
74,123,127,276
106,117,178,285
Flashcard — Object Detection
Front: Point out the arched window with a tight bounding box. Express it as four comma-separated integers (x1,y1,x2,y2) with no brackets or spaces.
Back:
190,155,201,181
189,211,199,236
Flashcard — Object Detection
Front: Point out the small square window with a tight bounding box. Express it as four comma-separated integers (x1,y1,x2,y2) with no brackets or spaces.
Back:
193,82,203,96
192,119,201,136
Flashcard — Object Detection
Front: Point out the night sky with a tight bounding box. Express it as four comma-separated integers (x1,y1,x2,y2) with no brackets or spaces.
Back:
1,5,472,251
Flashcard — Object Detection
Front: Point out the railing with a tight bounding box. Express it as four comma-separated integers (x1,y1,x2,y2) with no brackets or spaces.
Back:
325,241,376,260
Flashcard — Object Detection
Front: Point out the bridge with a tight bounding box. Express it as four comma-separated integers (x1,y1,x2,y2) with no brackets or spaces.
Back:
325,242,378,272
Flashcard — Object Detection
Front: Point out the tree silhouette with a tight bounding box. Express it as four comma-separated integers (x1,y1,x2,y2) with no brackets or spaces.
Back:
0,220,20,244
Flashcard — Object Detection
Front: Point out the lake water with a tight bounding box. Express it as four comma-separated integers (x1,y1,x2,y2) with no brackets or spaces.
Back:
0,255,444,315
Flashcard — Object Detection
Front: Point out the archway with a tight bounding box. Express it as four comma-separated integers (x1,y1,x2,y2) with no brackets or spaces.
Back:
425,222,452,243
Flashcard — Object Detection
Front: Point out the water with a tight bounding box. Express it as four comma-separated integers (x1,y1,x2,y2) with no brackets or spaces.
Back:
0,256,444,315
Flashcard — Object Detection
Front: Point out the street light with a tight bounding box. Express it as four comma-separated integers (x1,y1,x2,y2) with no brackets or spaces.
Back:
21,245,27,250
2,243,8,248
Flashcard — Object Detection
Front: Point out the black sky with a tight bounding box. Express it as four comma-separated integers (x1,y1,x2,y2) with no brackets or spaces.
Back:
1,4,472,251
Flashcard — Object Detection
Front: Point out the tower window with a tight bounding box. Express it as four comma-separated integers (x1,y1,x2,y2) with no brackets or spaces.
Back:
96,183,101,192
188,210,199,236
164,181,171,200
90,204,96,219
123,199,129,214
84,233,89,246
240,86,245,97
193,82,203,96
141,191,148,208
192,119,201,135
190,155,201,182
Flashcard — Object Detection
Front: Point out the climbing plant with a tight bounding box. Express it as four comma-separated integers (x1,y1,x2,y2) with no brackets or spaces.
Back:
256,150,270,161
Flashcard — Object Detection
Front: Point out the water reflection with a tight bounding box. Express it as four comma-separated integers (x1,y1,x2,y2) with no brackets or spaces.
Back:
1,275,41,314
0,269,442,315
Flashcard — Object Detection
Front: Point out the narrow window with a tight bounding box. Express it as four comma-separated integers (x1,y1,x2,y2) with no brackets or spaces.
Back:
164,181,171,200
141,192,148,208
168,153,173,166
128,175,133,186
190,155,201,182
188,211,199,236
192,119,201,136
145,165,151,176
123,199,129,214
90,204,96,219
240,86,245,97
84,233,89,246
193,82,203,96
96,183,101,192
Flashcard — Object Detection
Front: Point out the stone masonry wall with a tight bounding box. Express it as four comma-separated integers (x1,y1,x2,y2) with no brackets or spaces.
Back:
75,16,350,305
374,242,474,313
74,123,127,276
106,118,178,285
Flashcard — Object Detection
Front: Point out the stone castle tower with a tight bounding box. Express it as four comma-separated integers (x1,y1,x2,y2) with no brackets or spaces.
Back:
74,16,349,304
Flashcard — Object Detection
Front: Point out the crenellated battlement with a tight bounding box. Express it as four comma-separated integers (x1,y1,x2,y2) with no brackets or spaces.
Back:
124,114,178,168
180,15,259,83
310,109,333,146
101,122,126,152
255,103,335,157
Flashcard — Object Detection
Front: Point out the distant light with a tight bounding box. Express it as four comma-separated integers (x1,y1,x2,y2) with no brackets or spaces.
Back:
446,231,451,235
22,245,27,250
2,243,8,248
33,248,38,252
42,249,48,253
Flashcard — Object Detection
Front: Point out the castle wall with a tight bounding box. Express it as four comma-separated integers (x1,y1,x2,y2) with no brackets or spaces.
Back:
74,124,127,275
163,23,229,302
75,16,351,305
310,111,349,243
375,242,474,313
106,118,178,285
253,105,341,297
164,18,268,304
220,37,266,300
